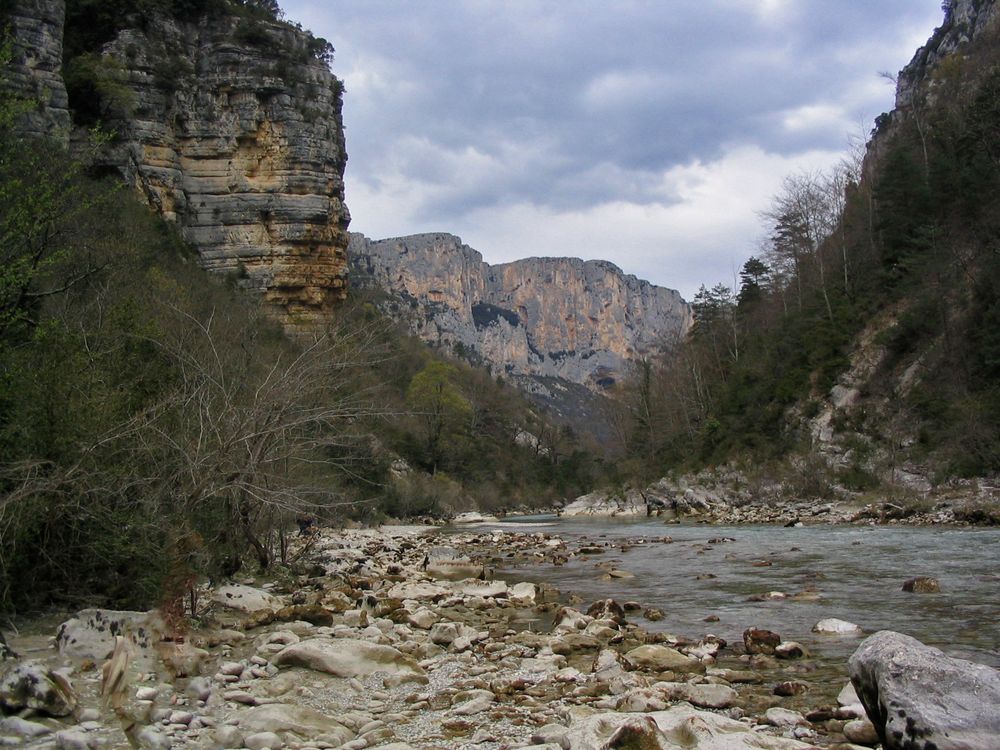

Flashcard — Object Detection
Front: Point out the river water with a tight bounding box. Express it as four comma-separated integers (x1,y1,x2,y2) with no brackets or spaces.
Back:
486,517,1000,677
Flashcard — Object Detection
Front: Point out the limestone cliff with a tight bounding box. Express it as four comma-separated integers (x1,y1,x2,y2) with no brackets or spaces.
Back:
3,0,71,142
7,1,350,330
349,232,691,393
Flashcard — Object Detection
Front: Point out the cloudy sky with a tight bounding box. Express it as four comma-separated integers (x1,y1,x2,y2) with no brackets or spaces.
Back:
281,1,944,300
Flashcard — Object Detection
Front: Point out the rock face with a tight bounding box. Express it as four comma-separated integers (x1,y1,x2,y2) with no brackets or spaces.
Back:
849,630,1000,749
3,0,72,143
894,0,1000,113
8,1,350,331
349,232,690,392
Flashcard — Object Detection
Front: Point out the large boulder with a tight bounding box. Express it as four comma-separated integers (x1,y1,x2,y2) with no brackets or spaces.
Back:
562,490,648,517
848,630,1000,749
272,638,426,679
236,704,353,746
0,660,77,717
212,585,281,614
56,609,166,670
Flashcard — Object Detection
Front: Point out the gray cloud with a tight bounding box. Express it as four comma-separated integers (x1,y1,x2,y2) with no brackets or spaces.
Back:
281,0,944,297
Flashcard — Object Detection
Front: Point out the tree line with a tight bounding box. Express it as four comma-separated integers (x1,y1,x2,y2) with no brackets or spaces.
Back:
610,27,1000,487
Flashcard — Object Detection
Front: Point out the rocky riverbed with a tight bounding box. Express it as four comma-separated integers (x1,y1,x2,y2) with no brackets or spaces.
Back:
0,525,988,750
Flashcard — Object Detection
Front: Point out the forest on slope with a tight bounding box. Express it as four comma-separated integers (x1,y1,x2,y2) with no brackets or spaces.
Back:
0,0,604,615
608,6,1000,501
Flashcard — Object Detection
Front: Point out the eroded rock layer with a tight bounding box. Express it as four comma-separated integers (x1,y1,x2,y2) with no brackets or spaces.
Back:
349,232,691,391
8,1,350,330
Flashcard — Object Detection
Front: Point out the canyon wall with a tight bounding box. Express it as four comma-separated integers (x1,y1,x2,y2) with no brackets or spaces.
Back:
350,232,691,392
7,1,350,330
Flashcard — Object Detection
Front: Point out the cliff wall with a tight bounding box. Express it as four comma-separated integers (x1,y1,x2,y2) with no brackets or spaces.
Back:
349,232,691,392
7,1,350,330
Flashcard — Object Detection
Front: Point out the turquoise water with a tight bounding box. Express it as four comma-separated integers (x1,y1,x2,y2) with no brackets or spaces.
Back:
487,517,1000,670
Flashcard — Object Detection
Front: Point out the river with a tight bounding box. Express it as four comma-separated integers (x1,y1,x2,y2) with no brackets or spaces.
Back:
486,517,1000,681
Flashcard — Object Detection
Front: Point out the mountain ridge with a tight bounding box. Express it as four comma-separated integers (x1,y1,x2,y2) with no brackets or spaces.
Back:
349,231,691,397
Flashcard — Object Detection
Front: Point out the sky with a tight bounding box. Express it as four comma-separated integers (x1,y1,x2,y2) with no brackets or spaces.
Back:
280,1,945,300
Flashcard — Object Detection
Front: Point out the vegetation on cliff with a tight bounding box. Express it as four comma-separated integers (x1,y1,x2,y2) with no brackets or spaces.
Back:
610,17,1000,491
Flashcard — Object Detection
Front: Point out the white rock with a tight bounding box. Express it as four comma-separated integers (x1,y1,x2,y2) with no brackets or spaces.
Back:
55,609,166,670
452,691,494,716
453,580,508,598
508,582,538,605
386,582,448,601
135,687,158,702
273,638,425,679
212,585,281,614
406,609,439,629
763,707,807,727
214,725,243,748
812,618,862,635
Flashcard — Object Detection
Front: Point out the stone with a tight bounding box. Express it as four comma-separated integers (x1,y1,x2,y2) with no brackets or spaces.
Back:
244,731,284,750
453,580,507,598
562,490,650,516
0,660,77,717
585,599,625,624
451,690,494,716
774,680,810,696
214,726,244,748
212,585,281,614
763,707,807,727
0,717,53,737
56,609,166,669
508,582,538,605
774,641,808,659
743,627,781,654
136,727,171,750
563,704,812,750
902,576,941,593
848,630,1000,749
237,704,353,745
843,718,879,745
813,618,862,635
623,645,703,673
54,729,92,750
406,608,439,629
386,582,449,601
428,622,461,645
272,637,425,678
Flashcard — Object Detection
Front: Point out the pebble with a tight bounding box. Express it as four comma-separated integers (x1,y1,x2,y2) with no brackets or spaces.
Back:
135,686,159,701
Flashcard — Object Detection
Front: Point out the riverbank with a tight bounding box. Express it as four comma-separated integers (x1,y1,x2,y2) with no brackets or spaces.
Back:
0,524,905,749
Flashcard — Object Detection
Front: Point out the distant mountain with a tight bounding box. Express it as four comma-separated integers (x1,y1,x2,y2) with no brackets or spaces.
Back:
349,232,691,433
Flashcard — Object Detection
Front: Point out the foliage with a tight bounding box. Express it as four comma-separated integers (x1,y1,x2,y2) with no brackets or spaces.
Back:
609,36,1000,483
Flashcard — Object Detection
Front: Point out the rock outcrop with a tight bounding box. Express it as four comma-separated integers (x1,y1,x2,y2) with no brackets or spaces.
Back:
3,0,72,143
7,1,350,331
349,232,691,392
